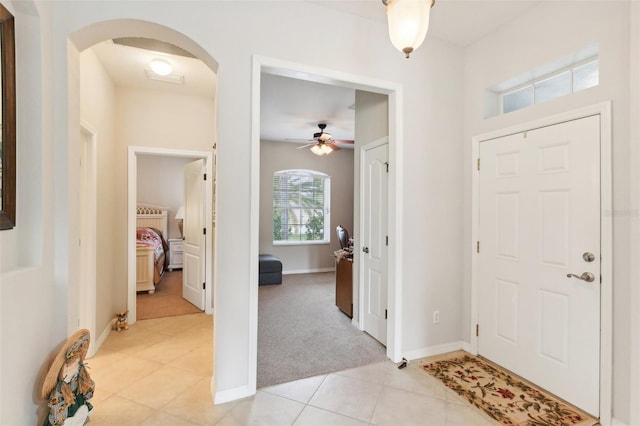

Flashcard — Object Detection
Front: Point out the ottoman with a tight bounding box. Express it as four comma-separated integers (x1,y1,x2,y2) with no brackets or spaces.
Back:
259,254,282,285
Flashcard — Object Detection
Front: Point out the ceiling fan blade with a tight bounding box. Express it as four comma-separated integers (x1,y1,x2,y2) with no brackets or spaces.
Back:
285,138,314,142
331,139,355,145
296,142,316,149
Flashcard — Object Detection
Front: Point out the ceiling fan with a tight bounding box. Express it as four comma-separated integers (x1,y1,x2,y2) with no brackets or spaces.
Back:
292,123,355,156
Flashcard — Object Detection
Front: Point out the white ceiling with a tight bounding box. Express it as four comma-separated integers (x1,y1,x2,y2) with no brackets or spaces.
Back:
90,1,539,144
313,0,540,48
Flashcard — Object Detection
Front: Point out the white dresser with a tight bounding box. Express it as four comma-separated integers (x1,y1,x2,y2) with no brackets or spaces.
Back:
168,238,184,270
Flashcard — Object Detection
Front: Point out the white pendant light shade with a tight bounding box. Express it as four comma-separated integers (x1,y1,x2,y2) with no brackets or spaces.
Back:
149,58,173,76
385,0,433,58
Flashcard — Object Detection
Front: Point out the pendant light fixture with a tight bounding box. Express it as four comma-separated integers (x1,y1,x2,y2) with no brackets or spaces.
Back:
382,0,435,58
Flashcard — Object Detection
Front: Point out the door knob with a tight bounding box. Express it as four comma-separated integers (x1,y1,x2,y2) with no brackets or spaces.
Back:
582,252,596,262
363,246,369,253
566,272,595,282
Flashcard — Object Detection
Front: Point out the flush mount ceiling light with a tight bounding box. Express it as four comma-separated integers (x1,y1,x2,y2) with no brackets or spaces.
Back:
149,58,173,76
382,0,435,59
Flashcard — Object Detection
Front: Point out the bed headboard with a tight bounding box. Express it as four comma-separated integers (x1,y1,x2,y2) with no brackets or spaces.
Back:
136,203,169,239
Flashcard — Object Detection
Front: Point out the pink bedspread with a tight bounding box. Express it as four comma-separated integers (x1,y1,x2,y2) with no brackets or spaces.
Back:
136,227,164,260
136,227,168,284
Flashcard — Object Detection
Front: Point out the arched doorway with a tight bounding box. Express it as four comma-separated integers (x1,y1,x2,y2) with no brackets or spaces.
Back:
66,19,218,367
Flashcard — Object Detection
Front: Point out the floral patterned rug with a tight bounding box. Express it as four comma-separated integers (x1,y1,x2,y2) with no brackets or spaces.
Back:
420,352,598,426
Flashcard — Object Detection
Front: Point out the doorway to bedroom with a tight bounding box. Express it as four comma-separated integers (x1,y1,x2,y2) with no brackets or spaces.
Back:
128,147,214,324
135,153,203,321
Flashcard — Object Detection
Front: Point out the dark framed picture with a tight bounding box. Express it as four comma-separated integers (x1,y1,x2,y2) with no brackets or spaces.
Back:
0,1,15,230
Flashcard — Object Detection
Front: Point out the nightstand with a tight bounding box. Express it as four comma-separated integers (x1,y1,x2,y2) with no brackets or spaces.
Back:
168,238,184,270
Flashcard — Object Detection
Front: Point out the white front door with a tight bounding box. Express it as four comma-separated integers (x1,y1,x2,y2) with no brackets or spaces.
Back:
478,115,601,415
183,159,206,310
361,141,389,345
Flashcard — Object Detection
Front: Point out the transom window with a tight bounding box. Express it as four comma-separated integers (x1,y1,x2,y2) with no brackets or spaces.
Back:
501,58,599,114
272,169,331,245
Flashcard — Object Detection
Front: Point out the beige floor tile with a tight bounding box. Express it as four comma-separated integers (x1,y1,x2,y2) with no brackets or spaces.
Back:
308,374,382,422
163,377,234,425
216,391,305,426
333,361,396,385
90,353,164,395
383,364,448,400
90,313,498,426
135,335,198,365
168,346,214,376
99,327,171,355
446,402,497,426
371,386,447,426
260,375,327,404
139,411,201,426
118,365,202,409
90,386,114,405
293,406,368,426
153,314,211,337
87,395,156,425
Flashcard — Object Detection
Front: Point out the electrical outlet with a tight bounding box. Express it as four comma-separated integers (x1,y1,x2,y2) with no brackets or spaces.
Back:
433,310,440,324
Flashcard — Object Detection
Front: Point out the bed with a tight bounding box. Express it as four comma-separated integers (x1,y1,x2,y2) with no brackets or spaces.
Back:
136,204,169,293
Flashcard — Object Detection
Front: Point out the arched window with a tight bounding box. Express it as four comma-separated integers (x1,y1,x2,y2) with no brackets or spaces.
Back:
272,169,330,245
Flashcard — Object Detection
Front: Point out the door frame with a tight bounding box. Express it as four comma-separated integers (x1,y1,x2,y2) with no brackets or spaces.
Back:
127,146,214,323
358,137,389,342
248,54,403,397
469,101,612,425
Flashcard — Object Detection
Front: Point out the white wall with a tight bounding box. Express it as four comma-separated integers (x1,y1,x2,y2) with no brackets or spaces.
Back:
137,154,195,240
1,1,466,422
462,2,632,423
0,1,59,424
79,48,118,339
259,140,354,273
114,87,216,310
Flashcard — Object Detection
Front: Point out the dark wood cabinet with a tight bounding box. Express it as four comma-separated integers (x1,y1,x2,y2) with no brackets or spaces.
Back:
336,256,353,318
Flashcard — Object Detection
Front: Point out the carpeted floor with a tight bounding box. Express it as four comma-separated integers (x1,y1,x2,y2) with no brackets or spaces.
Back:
257,272,387,389
136,270,202,320
420,351,598,426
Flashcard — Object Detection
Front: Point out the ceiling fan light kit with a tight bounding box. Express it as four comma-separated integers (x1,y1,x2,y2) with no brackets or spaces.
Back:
310,143,336,156
291,123,355,156
382,0,435,59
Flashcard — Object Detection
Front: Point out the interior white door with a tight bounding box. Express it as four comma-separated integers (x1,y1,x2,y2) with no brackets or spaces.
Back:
361,141,389,345
183,159,206,310
478,116,601,415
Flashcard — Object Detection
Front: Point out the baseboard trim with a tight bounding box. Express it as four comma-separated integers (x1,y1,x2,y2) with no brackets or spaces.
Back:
89,320,113,358
403,341,465,361
282,267,335,275
215,385,254,404
461,341,474,354
611,418,628,426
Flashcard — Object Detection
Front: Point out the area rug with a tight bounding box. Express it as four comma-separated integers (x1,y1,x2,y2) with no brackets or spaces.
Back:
420,352,598,426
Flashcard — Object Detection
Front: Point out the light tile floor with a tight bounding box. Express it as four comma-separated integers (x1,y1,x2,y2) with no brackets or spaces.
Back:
87,313,495,425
